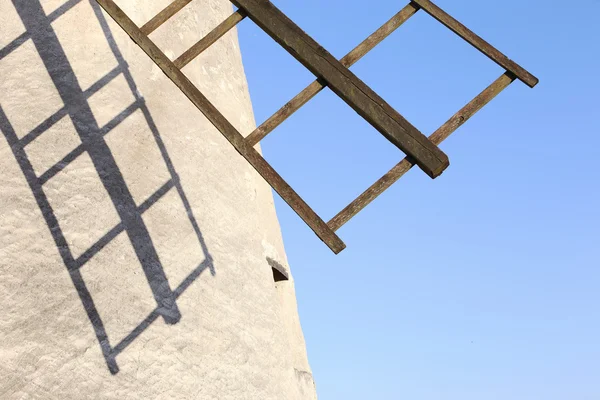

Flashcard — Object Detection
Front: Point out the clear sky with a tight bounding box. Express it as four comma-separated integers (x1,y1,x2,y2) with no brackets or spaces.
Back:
237,0,599,398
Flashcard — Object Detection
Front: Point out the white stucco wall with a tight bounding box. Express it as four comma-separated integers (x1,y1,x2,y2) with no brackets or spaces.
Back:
0,0,317,398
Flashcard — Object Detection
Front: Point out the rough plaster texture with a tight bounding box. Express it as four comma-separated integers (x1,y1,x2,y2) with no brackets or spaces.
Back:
0,0,317,398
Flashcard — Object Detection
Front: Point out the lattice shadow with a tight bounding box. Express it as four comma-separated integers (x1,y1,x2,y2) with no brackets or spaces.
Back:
0,0,214,374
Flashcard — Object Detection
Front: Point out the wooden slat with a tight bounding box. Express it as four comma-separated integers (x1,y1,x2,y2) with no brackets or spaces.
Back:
231,0,449,179
140,0,192,35
339,3,419,67
328,72,516,231
411,0,538,88
174,9,247,69
245,3,419,147
96,0,346,254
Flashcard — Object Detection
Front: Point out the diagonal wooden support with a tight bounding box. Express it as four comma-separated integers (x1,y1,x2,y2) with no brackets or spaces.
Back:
96,0,537,253
411,0,538,88
97,0,346,253
140,0,193,35
230,0,449,179
328,72,517,231
245,3,420,147
174,9,247,69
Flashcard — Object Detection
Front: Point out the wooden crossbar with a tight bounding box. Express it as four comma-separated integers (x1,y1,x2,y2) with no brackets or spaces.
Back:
328,72,517,231
411,0,538,88
97,0,537,253
231,0,449,179
97,0,346,253
245,3,420,147
140,0,193,35
174,9,247,69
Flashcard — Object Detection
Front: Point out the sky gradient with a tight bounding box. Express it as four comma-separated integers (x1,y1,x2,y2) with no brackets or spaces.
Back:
237,0,599,398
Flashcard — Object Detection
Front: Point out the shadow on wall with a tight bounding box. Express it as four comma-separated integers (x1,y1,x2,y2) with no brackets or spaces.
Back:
0,0,214,375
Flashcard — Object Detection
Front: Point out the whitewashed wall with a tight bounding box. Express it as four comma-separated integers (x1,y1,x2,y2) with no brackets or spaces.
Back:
0,0,316,398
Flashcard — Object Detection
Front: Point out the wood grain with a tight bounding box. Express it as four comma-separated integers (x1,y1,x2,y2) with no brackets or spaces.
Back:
231,0,449,179
140,0,192,35
411,0,538,88
245,3,419,147
97,0,346,253
328,72,516,231
174,9,247,69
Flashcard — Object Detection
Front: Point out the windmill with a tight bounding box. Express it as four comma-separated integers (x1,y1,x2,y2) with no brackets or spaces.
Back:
98,0,538,254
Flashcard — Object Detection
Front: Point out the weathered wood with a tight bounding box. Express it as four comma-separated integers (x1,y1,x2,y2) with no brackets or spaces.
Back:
340,3,419,67
245,3,419,147
174,9,247,69
245,79,325,147
97,0,346,253
140,0,192,35
231,0,449,179
328,72,516,231
411,0,538,88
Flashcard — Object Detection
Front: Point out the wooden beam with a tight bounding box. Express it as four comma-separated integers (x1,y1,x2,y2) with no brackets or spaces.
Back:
174,9,247,69
328,72,516,231
411,0,538,88
97,0,346,254
341,3,419,70
231,0,449,179
140,0,192,35
245,3,419,147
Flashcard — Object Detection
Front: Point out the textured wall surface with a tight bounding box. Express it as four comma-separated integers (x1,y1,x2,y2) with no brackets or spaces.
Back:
0,0,317,398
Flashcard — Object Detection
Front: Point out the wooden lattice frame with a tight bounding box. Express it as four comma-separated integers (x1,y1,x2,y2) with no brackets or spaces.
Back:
97,0,538,254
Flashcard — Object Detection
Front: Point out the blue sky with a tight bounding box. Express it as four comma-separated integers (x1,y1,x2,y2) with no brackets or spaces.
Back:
237,0,599,398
